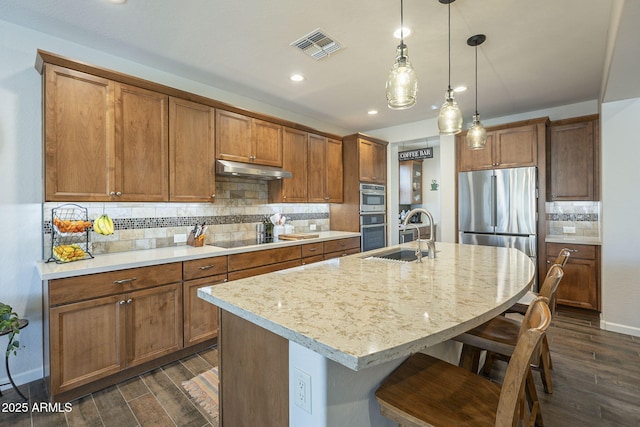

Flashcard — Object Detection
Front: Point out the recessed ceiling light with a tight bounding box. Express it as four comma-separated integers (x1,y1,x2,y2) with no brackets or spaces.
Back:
393,27,412,39
454,85,467,93
106,0,127,4
290,74,304,82
368,110,379,115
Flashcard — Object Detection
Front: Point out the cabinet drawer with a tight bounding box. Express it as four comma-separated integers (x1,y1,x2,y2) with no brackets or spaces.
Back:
183,256,228,280
301,255,324,265
546,243,595,260
228,246,301,272
301,242,323,258
228,259,302,281
49,263,182,306
323,237,360,254
324,247,361,260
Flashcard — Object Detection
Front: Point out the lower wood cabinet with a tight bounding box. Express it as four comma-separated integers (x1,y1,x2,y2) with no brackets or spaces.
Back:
546,242,600,311
228,246,302,281
45,263,185,401
323,237,361,260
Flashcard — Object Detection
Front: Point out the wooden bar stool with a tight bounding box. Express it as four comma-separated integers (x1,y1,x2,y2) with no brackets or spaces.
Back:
376,298,551,427
507,248,570,316
456,266,564,395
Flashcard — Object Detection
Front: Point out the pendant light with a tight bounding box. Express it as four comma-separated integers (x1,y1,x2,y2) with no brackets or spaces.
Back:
465,34,487,149
386,0,418,109
437,0,462,135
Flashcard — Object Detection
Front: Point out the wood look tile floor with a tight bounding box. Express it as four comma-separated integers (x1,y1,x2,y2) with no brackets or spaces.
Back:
1,308,640,426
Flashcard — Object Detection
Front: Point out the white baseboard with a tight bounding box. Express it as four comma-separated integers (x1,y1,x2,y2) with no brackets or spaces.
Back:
0,366,43,392
600,319,640,337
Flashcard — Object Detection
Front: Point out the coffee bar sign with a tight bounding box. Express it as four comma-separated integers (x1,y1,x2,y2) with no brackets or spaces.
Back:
398,147,433,161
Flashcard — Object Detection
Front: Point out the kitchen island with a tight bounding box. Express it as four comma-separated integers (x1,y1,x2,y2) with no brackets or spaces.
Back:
198,241,535,427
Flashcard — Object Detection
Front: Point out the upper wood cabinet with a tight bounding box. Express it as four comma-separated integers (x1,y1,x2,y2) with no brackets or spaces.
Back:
269,127,308,202
547,115,599,201
115,84,169,201
44,64,116,201
169,97,216,202
358,137,387,184
458,121,542,172
307,135,343,202
216,110,282,167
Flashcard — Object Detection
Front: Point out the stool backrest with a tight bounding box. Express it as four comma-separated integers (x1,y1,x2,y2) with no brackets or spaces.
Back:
539,264,564,315
554,248,571,268
496,297,551,427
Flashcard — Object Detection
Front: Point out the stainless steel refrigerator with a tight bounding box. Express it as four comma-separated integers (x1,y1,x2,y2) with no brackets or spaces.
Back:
458,166,537,263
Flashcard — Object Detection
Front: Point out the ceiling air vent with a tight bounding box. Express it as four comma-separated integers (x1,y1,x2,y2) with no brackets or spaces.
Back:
291,29,343,60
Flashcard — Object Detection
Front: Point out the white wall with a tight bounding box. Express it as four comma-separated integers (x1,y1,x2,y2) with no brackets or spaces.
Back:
600,98,640,335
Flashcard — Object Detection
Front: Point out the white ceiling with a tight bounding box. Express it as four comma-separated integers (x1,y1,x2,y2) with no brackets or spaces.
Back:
2,0,635,134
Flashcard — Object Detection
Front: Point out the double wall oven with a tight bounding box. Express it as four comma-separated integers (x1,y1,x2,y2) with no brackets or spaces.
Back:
359,183,387,251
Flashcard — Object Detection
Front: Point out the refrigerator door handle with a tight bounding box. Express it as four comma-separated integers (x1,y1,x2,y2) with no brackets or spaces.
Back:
491,174,497,228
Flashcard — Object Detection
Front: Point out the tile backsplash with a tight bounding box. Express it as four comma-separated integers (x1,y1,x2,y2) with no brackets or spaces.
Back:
546,201,601,239
43,176,330,258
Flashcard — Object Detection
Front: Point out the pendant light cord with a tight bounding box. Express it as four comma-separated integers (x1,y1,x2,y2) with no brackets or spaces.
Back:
400,0,405,46
447,2,451,92
474,44,478,115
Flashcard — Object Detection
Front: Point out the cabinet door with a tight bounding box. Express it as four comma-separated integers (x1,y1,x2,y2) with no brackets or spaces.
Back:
458,133,495,171
359,139,375,182
44,64,115,201
551,256,599,310
115,83,169,201
184,274,227,347
549,120,597,200
279,127,308,202
494,125,537,168
252,118,283,166
372,142,387,184
325,138,344,202
307,133,327,202
126,283,183,367
216,110,252,163
169,97,216,202
50,294,125,394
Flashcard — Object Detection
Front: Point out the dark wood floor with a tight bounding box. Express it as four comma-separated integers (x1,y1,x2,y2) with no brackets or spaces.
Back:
1,308,639,426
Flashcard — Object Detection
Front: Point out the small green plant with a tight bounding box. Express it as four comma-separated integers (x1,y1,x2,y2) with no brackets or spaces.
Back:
0,302,21,357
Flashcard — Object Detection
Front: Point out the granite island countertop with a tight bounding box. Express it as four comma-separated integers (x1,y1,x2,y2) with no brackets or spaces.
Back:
198,241,534,371
36,231,360,280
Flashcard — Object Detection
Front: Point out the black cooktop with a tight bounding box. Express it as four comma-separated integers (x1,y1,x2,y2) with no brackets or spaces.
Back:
209,238,274,249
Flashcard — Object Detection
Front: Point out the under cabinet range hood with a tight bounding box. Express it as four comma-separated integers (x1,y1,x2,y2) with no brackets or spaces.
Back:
215,160,292,180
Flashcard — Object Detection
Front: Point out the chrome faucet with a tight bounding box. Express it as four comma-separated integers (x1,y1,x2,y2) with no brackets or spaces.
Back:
402,208,436,261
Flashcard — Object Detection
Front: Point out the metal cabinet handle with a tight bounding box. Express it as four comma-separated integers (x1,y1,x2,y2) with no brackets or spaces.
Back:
211,194,216,198
119,300,126,305
308,248,318,252
109,191,122,196
113,277,137,284
126,298,132,304
199,265,216,270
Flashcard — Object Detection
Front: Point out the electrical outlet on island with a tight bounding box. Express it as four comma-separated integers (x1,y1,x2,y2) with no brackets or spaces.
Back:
294,368,312,413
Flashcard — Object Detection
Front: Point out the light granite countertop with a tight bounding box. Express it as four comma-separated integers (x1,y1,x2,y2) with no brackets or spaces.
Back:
198,241,535,371
36,231,360,280
545,235,602,245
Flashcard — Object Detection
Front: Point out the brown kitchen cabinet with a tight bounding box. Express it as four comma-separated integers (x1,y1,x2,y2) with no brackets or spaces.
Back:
358,137,387,184
43,64,115,201
399,160,423,204
323,237,361,259
301,242,324,265
169,97,216,202
547,115,599,201
45,263,183,400
43,65,170,202
546,242,600,311
269,127,308,203
307,134,344,203
228,246,302,281
216,109,283,167
457,120,545,172
183,256,228,346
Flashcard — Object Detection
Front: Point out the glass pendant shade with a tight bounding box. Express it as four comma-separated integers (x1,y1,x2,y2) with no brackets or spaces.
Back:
437,90,463,135
386,45,418,110
466,113,487,149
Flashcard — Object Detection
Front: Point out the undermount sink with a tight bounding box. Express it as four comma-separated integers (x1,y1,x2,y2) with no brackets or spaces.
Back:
369,249,427,262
